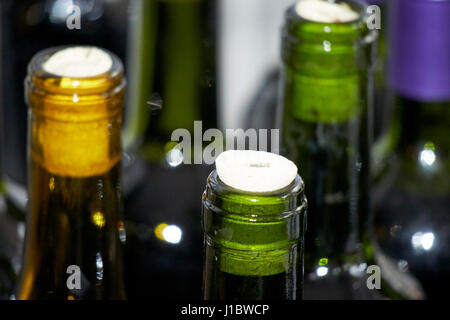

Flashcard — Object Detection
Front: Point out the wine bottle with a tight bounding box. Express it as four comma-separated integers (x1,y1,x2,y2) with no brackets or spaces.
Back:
278,0,377,299
0,178,17,300
202,151,306,300
372,0,450,300
0,0,128,217
123,0,217,158
0,56,13,299
0,188,20,300
17,46,127,300
0,0,128,298
122,0,218,299
360,0,398,182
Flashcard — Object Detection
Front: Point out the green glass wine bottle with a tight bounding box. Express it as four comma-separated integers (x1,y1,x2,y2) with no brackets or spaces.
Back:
17,46,127,300
278,0,377,299
122,0,218,299
123,0,217,160
202,151,307,300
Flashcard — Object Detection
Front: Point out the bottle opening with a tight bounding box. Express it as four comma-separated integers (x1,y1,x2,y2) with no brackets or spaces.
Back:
42,46,113,78
26,46,124,98
295,0,360,24
215,150,298,193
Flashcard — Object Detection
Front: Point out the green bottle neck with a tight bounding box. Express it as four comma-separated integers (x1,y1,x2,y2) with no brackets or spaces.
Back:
281,2,375,124
202,171,306,299
203,171,306,275
124,0,217,164
279,1,376,277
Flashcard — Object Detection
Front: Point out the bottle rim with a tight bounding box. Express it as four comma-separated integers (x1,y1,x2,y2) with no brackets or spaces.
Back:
209,169,304,197
282,0,377,47
290,0,366,26
25,46,126,122
204,170,306,220
26,45,125,97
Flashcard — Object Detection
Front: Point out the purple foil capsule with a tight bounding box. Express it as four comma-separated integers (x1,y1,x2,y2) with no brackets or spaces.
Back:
389,0,450,102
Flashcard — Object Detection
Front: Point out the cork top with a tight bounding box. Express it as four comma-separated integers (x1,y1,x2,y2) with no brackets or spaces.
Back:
215,150,298,193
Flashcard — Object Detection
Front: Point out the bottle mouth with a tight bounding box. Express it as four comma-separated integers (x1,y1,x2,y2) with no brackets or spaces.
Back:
204,170,306,220
26,45,125,97
295,0,362,25
291,0,367,26
282,0,374,45
281,0,378,76
215,150,299,193
42,46,114,78
25,46,126,122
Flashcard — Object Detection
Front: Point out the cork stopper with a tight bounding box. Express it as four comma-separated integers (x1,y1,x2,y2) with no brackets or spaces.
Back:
296,0,360,23
215,150,298,193
42,46,113,77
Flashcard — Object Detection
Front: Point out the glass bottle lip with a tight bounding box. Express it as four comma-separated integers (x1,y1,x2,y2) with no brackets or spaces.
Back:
208,169,304,197
26,45,125,96
283,0,376,44
204,170,306,219
288,0,367,26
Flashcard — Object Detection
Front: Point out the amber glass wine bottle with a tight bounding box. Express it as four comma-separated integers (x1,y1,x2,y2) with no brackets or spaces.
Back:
17,46,127,300
0,0,128,299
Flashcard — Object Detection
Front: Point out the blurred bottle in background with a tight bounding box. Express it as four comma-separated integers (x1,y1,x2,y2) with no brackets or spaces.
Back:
245,0,389,156
0,152,19,300
0,0,128,299
278,0,377,299
372,0,450,300
122,0,218,299
0,88,15,299
364,0,399,185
